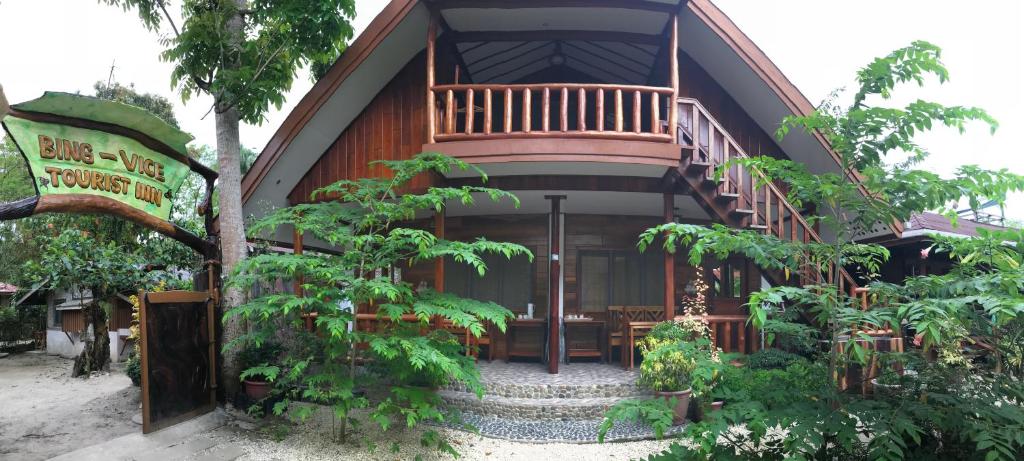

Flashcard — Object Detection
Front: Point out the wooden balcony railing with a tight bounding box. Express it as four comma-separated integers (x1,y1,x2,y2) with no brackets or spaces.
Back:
429,83,675,143
678,98,858,296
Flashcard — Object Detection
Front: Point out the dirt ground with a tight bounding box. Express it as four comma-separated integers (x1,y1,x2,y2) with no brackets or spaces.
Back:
0,351,140,461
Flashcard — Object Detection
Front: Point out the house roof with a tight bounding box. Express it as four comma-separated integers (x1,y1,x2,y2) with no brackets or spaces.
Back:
240,0,901,240
0,282,18,294
904,212,1008,239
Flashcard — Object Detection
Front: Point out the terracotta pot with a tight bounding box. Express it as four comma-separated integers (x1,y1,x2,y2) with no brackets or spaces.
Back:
655,388,692,425
695,399,725,421
244,379,272,401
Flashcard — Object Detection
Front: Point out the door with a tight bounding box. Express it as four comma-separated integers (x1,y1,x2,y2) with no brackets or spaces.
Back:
138,290,217,433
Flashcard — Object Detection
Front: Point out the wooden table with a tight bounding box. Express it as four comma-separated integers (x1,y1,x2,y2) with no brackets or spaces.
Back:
564,319,605,364
506,318,546,362
623,321,659,370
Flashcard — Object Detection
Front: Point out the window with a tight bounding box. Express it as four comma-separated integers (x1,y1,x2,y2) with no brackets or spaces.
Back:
445,252,533,309
579,249,664,311
712,260,744,298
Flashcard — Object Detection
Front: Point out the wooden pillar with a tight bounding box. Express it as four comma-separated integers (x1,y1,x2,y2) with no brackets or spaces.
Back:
545,195,566,374
668,14,679,143
293,226,304,295
426,12,438,144
663,193,675,321
434,209,445,292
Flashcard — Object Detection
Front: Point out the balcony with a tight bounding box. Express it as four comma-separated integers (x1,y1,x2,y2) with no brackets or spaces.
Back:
431,83,674,143
426,83,681,168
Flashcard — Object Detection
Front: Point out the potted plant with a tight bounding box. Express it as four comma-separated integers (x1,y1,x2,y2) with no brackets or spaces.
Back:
691,347,728,421
639,341,698,424
238,341,283,401
871,369,918,399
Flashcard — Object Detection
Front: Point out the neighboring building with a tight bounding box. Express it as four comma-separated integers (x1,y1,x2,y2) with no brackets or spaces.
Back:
878,212,1011,283
238,0,902,370
17,285,134,361
0,282,16,307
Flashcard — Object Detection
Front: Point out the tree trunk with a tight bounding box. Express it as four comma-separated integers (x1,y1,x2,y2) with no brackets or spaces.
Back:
216,104,248,398
215,0,250,399
72,300,110,377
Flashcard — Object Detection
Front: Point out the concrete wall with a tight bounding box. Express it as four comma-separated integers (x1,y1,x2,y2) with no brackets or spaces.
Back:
46,329,84,358
46,328,130,362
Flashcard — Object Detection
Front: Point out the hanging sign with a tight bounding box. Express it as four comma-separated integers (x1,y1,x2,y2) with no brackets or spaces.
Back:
0,91,218,255
4,117,189,221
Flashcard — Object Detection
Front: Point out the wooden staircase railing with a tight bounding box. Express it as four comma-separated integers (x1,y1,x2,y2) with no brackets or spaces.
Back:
676,98,858,296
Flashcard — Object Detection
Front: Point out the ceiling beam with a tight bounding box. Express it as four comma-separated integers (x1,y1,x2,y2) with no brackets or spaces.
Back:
429,0,681,14
450,30,663,46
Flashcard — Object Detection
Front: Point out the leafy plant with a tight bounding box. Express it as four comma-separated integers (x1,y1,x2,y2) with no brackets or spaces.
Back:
632,41,1024,460
597,398,674,443
124,353,142,386
238,340,283,382
224,153,530,456
746,348,803,370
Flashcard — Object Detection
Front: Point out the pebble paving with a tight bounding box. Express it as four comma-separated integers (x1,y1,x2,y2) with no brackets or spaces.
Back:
445,413,684,443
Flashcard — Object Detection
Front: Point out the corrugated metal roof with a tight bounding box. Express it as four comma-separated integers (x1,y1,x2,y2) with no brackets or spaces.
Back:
906,212,1006,238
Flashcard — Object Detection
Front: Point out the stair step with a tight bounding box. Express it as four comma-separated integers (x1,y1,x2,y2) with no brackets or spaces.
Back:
444,413,685,443
701,176,723,188
714,192,740,202
748,224,768,231
439,389,645,421
684,160,712,174
730,208,754,217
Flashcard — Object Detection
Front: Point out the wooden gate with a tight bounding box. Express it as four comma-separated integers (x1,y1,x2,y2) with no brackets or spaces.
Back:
138,290,217,433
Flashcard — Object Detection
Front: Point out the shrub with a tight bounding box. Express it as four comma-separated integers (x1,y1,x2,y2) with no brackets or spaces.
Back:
124,353,141,386
238,341,283,382
746,348,803,370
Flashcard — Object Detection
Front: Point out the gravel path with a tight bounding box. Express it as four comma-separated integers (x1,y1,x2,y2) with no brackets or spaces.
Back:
216,406,678,461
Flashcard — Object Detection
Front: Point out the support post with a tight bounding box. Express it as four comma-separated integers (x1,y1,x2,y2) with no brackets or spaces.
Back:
545,195,566,374
663,193,676,321
668,14,679,143
434,209,445,329
434,209,445,292
426,12,438,144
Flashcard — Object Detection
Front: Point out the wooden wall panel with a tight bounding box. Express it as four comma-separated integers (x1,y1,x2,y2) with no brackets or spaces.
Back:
678,50,786,161
289,53,435,204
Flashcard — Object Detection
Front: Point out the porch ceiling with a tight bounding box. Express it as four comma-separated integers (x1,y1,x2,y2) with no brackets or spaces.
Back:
438,3,682,84
443,190,710,221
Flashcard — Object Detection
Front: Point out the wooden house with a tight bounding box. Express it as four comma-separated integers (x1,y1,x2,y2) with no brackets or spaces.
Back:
240,0,899,372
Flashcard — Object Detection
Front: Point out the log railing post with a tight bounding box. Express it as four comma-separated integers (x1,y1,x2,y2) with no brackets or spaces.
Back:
560,87,569,132
522,89,532,133
483,88,493,135
504,88,513,134
465,88,475,135
614,89,624,132
445,90,455,135
596,89,605,132
578,88,587,131
542,87,551,132
633,90,642,134
651,92,660,135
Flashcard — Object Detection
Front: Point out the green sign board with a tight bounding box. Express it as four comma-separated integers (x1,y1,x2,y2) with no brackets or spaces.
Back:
3,117,189,221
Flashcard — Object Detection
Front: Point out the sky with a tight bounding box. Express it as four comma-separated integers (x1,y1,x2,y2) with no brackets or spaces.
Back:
0,1,1022,219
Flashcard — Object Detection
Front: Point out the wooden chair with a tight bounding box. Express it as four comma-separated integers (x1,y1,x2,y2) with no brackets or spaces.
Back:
606,306,665,363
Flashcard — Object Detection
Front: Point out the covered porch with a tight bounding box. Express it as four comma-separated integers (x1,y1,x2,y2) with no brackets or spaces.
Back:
341,186,764,372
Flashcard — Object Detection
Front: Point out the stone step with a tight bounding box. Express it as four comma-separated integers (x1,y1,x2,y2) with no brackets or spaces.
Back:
444,380,642,399
439,389,646,421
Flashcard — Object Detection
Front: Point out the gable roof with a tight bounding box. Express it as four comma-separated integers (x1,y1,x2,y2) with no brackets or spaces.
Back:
240,0,900,238
905,212,1008,238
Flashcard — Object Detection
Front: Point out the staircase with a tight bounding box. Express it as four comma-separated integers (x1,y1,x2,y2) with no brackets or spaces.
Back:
438,362,679,442
674,98,858,296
